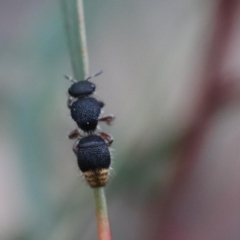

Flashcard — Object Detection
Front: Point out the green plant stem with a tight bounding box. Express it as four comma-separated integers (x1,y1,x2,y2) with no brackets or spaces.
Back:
61,0,89,80
77,0,89,78
94,188,112,240
61,1,112,239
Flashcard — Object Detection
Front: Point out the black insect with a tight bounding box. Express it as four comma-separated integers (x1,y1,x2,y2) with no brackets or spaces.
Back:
65,71,115,133
73,134,112,188
66,71,115,188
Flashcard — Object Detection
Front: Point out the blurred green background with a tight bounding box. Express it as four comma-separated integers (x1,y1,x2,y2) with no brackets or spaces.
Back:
2,1,240,240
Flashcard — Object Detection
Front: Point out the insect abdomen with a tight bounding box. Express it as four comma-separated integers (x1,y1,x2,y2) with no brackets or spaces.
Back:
77,135,111,188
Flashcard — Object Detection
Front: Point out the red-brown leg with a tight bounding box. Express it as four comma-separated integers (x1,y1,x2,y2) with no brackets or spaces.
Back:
99,132,114,146
68,128,80,139
98,114,115,125
72,139,79,155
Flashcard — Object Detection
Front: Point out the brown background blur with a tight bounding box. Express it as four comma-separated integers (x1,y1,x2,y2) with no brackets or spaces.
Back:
1,0,240,240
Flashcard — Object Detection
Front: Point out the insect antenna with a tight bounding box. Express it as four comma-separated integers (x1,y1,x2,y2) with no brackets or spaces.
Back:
85,70,103,81
64,75,77,83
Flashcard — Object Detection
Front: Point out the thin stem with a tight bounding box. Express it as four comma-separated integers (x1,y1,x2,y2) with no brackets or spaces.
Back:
61,1,112,239
77,0,89,78
60,0,89,80
94,188,112,240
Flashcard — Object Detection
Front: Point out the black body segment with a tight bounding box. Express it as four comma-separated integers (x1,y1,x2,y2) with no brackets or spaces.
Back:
76,135,111,172
68,81,95,98
70,97,103,131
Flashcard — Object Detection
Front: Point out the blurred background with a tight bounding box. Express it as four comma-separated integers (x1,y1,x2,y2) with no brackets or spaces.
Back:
1,0,240,239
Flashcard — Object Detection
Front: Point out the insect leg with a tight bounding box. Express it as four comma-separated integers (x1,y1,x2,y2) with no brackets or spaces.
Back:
98,114,115,125
68,128,80,139
99,132,114,146
72,139,80,155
